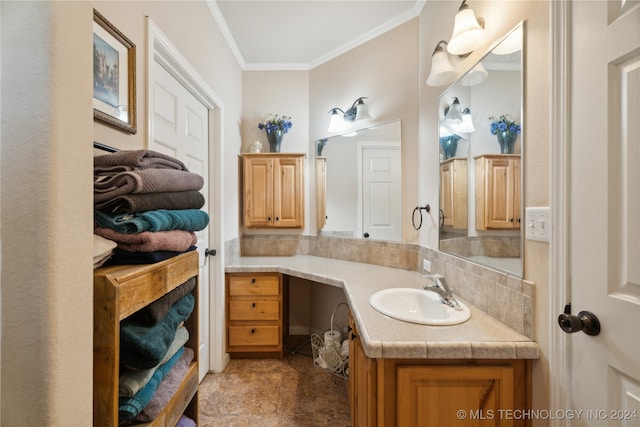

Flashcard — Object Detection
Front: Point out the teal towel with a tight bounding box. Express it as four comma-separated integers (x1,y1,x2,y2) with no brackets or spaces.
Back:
120,294,194,370
118,347,185,422
94,208,209,234
119,326,189,397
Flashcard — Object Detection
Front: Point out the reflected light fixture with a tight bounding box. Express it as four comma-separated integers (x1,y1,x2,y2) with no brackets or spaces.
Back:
491,24,523,55
447,0,486,56
442,97,463,126
460,61,488,86
327,97,371,132
426,41,458,87
458,108,476,133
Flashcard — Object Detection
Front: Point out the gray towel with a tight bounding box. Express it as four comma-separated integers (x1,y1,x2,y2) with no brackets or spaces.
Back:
94,227,197,253
95,191,205,214
94,169,204,204
94,149,188,171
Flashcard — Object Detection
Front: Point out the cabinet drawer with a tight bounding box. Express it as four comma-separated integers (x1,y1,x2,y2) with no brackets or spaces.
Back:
229,300,280,321
228,275,280,296
228,325,280,347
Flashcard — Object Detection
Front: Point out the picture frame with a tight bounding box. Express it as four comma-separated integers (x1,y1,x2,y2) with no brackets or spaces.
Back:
93,9,136,134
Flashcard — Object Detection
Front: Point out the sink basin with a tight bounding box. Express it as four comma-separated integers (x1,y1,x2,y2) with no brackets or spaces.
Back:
369,288,471,326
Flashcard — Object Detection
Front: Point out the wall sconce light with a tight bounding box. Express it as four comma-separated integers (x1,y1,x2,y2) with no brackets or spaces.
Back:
327,97,371,132
458,108,476,133
447,0,486,56
442,97,463,126
426,41,458,87
460,62,488,86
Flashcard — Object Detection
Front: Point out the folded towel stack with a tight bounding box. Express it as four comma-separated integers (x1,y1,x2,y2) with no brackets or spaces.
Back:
118,282,197,423
93,149,209,265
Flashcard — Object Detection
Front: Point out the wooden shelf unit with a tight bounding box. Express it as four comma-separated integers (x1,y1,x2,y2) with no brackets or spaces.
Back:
93,251,199,426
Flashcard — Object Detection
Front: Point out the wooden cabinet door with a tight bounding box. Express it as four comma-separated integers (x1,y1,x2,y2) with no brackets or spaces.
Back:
273,156,304,228
349,316,377,427
440,158,467,229
316,157,327,229
397,365,515,427
243,156,274,227
476,155,520,230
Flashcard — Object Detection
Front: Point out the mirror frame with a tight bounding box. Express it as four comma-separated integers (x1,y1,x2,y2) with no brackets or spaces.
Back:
438,21,525,278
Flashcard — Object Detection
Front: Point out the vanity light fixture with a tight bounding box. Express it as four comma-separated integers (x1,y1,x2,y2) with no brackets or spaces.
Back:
426,41,458,87
457,108,476,133
442,97,463,126
327,97,371,132
460,61,488,86
447,0,486,56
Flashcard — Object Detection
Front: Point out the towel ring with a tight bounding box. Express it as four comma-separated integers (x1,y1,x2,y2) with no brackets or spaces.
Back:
412,204,431,230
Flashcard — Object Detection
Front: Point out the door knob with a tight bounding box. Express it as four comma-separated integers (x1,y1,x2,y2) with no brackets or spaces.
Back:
205,248,216,257
558,304,601,336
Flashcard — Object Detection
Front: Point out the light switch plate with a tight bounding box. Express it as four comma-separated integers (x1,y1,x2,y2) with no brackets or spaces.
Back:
423,259,431,272
525,207,551,242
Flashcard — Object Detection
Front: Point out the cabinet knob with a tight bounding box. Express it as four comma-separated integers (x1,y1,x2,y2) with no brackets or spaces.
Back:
252,302,256,308
276,216,279,221
251,278,256,284
250,328,256,335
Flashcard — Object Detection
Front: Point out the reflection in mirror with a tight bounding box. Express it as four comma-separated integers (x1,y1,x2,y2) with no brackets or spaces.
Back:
438,22,524,277
316,120,402,241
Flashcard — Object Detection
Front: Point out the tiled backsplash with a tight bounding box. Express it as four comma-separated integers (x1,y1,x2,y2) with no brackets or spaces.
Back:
226,235,534,339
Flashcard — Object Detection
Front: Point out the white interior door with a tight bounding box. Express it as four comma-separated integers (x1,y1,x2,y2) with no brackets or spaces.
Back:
359,143,402,241
569,1,640,423
150,60,211,381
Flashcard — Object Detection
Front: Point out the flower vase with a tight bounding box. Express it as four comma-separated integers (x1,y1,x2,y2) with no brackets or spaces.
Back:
496,131,517,154
439,135,460,160
266,129,283,153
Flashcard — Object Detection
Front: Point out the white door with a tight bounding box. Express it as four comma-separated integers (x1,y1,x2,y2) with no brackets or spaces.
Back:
568,1,640,423
359,143,402,241
150,60,211,381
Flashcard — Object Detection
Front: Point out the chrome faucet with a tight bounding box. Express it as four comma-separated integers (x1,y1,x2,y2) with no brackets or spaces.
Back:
422,273,462,310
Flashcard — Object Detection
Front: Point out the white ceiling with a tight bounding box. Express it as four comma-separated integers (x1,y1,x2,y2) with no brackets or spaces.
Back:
207,1,426,71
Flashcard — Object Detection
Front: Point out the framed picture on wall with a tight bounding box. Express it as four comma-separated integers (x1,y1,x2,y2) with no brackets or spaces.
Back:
93,9,136,134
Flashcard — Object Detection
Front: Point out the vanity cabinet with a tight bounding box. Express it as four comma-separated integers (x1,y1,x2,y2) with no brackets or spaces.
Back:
242,153,305,229
348,315,531,427
316,157,327,229
93,251,199,426
475,155,521,230
349,316,377,427
225,272,289,358
440,158,468,229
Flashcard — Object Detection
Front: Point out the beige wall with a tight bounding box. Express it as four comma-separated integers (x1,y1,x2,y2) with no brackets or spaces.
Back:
418,1,551,422
1,1,243,423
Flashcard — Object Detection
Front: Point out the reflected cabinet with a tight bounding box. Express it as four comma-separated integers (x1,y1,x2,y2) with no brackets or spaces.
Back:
475,154,521,230
439,158,468,230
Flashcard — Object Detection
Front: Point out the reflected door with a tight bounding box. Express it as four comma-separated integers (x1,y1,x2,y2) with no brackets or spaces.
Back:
360,144,402,240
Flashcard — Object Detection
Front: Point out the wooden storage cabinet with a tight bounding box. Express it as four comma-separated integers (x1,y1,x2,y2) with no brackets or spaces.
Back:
440,158,468,229
316,157,327,229
348,315,531,427
93,251,199,427
475,154,521,230
242,153,305,229
226,272,289,357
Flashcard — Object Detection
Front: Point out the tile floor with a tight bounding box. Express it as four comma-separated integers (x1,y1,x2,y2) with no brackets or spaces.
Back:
198,337,351,426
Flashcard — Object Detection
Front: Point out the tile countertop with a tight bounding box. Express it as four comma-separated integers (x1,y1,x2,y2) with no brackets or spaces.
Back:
226,255,539,360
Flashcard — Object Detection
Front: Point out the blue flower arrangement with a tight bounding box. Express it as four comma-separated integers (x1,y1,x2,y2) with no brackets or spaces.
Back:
258,114,293,134
489,115,521,135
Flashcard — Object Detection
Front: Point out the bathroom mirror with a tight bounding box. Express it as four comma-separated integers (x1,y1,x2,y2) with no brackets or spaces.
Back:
438,22,524,277
316,120,402,241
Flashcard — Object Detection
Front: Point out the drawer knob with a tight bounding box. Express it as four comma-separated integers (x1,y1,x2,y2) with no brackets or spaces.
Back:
252,302,256,308
251,278,256,284
251,328,256,335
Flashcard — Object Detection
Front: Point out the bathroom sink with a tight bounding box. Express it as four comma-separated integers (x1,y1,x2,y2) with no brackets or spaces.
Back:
369,288,471,326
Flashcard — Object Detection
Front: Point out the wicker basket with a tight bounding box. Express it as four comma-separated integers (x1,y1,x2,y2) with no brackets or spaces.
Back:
311,302,349,379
